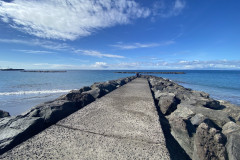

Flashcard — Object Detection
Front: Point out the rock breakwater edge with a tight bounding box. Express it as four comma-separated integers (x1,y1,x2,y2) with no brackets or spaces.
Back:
143,75,240,160
0,76,136,154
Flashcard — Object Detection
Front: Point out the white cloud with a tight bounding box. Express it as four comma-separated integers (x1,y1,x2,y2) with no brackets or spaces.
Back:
92,60,240,70
75,50,124,58
0,0,150,40
153,0,186,18
16,49,55,54
1,59,240,70
112,41,175,50
179,60,188,64
32,62,110,69
153,60,240,69
174,0,185,9
92,62,109,68
32,63,78,69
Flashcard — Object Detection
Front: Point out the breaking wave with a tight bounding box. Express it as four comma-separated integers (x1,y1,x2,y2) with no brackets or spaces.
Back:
0,89,72,96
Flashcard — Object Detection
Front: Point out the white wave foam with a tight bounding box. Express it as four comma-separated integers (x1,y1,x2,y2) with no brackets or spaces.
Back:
0,89,72,96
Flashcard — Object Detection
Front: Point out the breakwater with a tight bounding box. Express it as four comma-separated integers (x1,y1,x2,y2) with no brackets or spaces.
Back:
0,78,171,159
0,75,239,160
143,75,240,160
0,76,136,155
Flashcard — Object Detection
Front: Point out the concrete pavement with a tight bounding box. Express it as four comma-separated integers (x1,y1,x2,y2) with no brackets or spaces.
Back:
0,78,170,159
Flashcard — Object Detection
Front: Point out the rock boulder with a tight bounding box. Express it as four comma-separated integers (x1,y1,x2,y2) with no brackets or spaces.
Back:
0,110,10,118
0,116,44,154
158,93,178,115
222,122,240,160
25,100,79,124
193,123,227,160
226,132,240,160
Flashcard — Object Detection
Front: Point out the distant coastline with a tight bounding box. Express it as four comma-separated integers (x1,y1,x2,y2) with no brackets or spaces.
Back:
1,68,24,71
0,69,67,73
115,71,185,74
22,70,67,73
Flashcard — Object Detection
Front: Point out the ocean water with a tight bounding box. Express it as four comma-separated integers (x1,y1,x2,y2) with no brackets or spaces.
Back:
0,70,239,115
156,70,240,106
0,70,133,116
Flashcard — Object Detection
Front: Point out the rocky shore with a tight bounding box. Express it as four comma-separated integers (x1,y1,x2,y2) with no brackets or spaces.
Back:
0,76,136,154
0,75,239,159
143,75,240,160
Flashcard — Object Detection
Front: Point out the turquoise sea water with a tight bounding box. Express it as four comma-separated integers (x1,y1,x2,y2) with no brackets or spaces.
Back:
0,70,239,115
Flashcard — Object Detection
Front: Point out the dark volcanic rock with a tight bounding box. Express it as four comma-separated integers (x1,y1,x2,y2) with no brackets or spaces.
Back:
83,88,103,99
151,85,165,92
203,99,221,109
79,86,92,92
196,98,221,110
25,100,80,124
179,93,221,110
193,123,227,160
145,75,240,160
177,104,231,128
91,81,117,94
222,122,240,160
218,100,240,125
157,93,178,115
115,78,127,86
0,110,10,118
62,90,95,107
225,132,240,160
154,91,171,99
0,76,136,155
167,106,196,157
67,93,95,107
0,116,44,154
190,113,208,127
168,116,195,158
190,113,216,129
57,86,91,101
222,121,240,135
26,76,136,126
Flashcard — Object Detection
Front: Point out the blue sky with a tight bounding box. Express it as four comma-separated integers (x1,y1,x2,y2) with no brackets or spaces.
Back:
0,0,240,70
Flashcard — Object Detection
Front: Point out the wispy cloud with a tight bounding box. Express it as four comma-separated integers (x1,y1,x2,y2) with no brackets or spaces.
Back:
111,41,175,50
0,0,150,40
15,49,55,54
32,63,78,69
0,38,125,59
146,60,240,69
0,38,69,50
153,0,186,18
75,50,124,58
172,60,240,69
88,60,240,70
2,59,240,70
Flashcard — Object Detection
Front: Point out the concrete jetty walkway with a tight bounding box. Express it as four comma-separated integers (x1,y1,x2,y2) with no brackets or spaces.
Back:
0,78,170,159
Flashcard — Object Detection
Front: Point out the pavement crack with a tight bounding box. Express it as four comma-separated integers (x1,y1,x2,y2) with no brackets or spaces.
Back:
55,123,162,145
